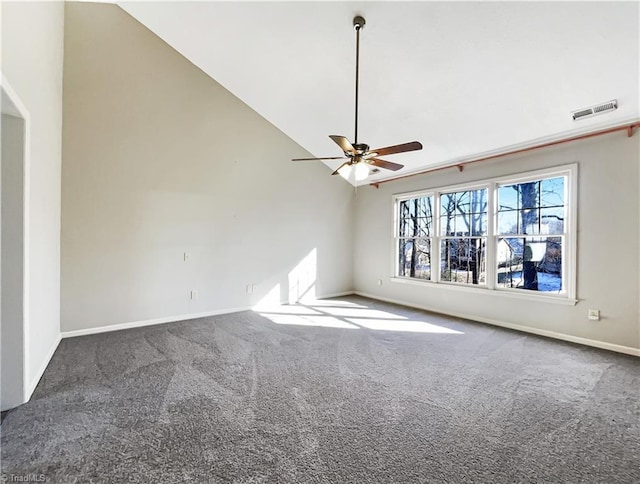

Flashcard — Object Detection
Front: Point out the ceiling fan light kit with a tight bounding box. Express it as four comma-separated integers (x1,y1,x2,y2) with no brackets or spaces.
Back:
338,161,370,181
292,15,423,183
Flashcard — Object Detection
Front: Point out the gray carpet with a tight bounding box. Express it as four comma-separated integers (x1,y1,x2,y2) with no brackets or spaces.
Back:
1,296,639,483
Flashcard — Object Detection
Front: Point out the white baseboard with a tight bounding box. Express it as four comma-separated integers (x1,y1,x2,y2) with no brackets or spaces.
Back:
25,332,62,401
60,293,355,340
354,291,640,357
61,306,253,339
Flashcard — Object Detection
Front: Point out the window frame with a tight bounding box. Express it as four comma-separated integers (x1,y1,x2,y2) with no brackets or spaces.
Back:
396,195,435,281
437,186,489,286
391,164,577,304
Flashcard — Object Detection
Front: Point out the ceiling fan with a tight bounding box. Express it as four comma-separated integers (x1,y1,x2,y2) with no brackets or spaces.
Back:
292,15,423,181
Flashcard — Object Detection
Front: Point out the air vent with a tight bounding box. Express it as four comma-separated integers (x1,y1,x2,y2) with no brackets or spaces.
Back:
571,99,618,121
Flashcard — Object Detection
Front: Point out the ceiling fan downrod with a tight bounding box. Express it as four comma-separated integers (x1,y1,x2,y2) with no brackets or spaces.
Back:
290,14,422,178
353,15,365,146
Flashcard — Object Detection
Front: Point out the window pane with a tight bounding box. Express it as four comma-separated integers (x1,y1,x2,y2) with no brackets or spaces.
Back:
398,211,415,238
440,238,486,285
398,200,414,237
470,214,487,236
417,219,432,237
398,197,432,237
399,199,416,218
521,207,540,235
497,208,518,235
540,177,565,208
540,207,564,234
398,237,432,280
498,177,565,236
416,196,433,219
496,236,563,293
440,189,487,236
497,184,518,211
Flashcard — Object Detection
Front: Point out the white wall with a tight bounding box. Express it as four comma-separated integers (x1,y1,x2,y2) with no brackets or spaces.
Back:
1,1,64,395
354,132,640,352
61,3,354,332
1,113,25,410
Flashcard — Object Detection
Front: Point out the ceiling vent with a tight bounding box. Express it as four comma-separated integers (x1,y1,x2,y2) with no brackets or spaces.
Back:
571,100,618,121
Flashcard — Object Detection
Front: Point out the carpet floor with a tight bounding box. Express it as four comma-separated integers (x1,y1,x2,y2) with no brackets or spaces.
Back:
1,296,639,483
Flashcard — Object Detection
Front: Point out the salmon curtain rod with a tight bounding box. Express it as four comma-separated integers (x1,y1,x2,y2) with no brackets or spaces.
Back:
370,121,640,188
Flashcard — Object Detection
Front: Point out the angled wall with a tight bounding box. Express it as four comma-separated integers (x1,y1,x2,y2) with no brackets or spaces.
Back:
61,3,354,333
354,131,640,353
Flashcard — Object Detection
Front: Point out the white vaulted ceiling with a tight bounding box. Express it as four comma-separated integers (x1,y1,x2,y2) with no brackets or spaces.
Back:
117,1,639,184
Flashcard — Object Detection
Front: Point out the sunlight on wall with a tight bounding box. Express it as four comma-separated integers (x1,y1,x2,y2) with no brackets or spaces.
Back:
288,248,317,303
255,284,281,310
252,260,463,334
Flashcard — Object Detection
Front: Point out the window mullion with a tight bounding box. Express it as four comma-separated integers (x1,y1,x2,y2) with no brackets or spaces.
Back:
392,197,400,278
566,169,577,300
433,190,441,283
486,182,497,289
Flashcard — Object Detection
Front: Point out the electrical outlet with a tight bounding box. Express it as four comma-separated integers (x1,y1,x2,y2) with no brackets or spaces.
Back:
184,252,191,262
246,285,253,294
588,309,600,321
377,279,383,286
190,290,198,300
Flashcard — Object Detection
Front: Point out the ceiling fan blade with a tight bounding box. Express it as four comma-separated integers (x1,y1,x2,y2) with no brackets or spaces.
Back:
329,135,355,154
368,158,404,171
331,162,351,176
370,141,422,157
292,156,346,161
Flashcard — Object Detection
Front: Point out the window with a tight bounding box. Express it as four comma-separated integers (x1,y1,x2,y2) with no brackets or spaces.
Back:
440,188,487,285
393,165,576,302
398,196,433,280
496,177,565,293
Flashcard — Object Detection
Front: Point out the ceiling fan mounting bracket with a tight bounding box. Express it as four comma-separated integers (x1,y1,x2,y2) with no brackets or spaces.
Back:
353,16,365,31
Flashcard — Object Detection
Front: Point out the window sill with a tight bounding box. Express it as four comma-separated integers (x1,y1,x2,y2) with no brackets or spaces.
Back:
389,277,578,306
